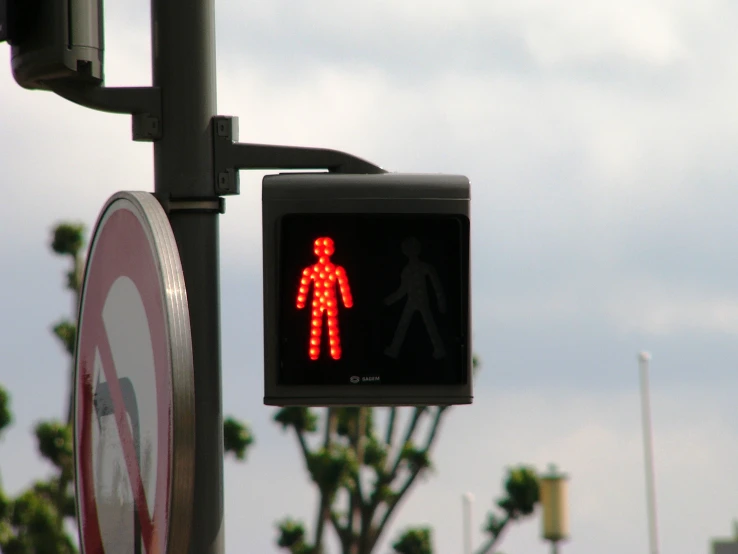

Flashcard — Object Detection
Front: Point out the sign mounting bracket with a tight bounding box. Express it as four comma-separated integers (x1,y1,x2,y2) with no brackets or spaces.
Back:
212,115,387,196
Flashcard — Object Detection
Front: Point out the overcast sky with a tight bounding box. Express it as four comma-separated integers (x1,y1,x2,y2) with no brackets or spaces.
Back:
3,0,738,553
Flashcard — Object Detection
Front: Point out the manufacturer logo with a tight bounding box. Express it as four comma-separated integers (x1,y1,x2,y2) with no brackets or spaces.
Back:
350,376,360,384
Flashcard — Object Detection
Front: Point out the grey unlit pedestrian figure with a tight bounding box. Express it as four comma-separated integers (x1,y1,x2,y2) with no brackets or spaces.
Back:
384,237,447,359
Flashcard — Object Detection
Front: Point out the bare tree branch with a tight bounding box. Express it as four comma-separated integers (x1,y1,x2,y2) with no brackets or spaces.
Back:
287,425,327,552
314,408,336,551
387,407,424,479
288,404,455,554
473,515,511,554
345,408,368,554
385,407,396,445
370,406,448,550
423,406,447,452
331,511,350,552
314,494,331,553
294,427,312,464
324,408,335,448
353,408,367,508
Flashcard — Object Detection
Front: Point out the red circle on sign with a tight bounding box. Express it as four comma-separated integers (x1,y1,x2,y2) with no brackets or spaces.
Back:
75,203,172,554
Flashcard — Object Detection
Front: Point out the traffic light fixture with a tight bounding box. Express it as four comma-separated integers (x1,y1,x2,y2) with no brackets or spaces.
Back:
262,172,472,407
1,0,103,90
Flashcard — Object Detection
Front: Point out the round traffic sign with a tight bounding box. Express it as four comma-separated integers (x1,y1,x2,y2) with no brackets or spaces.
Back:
73,191,195,554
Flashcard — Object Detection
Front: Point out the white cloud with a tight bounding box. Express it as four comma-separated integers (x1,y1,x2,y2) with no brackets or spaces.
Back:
604,279,738,336
519,1,688,68
473,274,738,338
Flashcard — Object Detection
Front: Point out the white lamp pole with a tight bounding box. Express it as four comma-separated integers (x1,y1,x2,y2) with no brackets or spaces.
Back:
462,492,474,554
638,351,660,554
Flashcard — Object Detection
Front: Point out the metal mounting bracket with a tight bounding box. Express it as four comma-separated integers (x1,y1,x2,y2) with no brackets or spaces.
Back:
212,115,386,196
48,80,162,142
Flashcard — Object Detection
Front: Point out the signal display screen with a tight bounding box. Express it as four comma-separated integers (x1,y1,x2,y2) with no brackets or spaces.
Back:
277,213,470,387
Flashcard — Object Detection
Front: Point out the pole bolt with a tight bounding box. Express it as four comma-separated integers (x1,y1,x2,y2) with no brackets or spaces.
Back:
132,113,162,142
217,169,239,195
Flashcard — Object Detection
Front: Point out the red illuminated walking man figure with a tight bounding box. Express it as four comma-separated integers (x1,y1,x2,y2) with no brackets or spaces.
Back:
296,237,353,360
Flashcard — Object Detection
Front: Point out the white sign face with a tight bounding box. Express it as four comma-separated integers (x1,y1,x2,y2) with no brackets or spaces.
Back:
74,192,195,554
92,276,160,553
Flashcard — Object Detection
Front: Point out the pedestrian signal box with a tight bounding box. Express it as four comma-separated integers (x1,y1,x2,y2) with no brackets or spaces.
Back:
262,172,472,407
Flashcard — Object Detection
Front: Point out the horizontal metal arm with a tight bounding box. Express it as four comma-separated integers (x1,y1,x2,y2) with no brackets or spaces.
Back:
49,81,162,141
224,141,385,174
212,115,386,195
48,81,161,116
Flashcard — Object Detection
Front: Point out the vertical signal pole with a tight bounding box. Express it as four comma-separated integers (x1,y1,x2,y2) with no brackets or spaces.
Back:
638,352,660,554
151,0,224,553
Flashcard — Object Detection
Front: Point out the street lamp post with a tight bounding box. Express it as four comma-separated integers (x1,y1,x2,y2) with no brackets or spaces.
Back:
540,464,570,554
638,351,660,554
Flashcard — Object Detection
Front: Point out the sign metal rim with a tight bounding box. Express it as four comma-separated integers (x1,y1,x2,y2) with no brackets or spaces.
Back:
72,190,195,554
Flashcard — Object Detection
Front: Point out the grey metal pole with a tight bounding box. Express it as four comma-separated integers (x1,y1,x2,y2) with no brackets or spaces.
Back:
638,352,660,554
150,1,224,554
551,540,559,554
